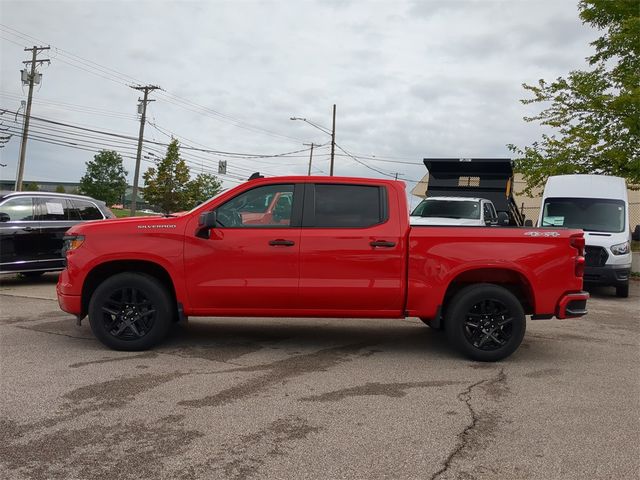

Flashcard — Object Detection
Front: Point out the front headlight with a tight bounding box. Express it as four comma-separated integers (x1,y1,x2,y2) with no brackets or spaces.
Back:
610,241,630,256
62,235,85,255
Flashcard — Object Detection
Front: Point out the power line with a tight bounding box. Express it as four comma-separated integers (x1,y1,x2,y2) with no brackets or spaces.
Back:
0,25,307,143
1,108,316,158
0,91,137,120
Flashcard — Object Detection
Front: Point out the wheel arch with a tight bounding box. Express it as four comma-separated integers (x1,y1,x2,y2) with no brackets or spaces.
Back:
442,267,535,316
81,260,178,318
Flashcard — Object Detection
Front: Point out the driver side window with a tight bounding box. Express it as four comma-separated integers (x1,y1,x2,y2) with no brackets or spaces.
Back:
216,184,294,228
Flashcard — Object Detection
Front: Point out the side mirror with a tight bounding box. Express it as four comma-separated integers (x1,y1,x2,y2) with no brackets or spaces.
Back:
0,212,9,222
497,212,509,226
632,225,640,242
198,210,217,229
524,219,533,227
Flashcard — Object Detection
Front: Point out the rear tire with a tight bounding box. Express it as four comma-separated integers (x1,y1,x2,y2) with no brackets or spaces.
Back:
88,272,172,351
616,283,629,298
445,284,526,362
18,271,45,279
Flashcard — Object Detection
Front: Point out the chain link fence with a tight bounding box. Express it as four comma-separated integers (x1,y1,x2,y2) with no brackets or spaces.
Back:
630,203,640,232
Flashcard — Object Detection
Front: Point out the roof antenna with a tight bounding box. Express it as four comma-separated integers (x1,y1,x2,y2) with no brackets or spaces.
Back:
248,172,264,180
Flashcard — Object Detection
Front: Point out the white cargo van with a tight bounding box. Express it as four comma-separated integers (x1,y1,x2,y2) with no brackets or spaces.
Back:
538,175,635,297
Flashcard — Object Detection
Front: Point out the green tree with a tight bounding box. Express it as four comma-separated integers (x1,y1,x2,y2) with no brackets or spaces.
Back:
79,150,128,205
185,173,223,208
24,182,39,191
55,185,66,193
142,139,191,213
509,0,640,194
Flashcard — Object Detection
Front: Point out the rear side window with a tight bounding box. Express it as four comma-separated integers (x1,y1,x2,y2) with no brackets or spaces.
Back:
65,200,82,221
72,200,104,220
0,197,35,221
313,184,385,228
38,197,68,221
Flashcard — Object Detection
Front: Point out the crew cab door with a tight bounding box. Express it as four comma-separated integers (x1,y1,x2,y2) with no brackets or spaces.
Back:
0,196,40,272
298,183,405,315
184,183,303,312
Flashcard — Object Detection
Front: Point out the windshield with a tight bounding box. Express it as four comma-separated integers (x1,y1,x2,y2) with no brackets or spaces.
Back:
541,198,625,232
411,199,481,219
187,189,228,214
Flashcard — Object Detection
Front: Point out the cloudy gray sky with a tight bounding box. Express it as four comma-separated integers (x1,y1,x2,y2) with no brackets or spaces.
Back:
0,0,597,198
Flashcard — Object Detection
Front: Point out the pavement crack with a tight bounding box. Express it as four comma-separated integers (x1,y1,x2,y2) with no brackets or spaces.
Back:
178,341,378,409
430,368,506,480
14,325,92,340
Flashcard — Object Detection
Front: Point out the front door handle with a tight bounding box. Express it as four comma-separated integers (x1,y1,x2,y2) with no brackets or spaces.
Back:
269,239,295,247
370,240,396,248
22,226,36,232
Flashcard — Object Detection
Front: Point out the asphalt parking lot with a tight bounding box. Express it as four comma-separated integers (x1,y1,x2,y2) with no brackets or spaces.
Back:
1,274,638,480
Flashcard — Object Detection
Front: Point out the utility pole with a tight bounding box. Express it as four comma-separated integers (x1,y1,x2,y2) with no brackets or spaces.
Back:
15,46,50,191
303,143,315,176
129,85,160,216
330,104,336,176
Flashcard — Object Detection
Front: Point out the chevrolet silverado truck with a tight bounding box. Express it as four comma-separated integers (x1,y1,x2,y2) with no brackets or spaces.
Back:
57,176,589,361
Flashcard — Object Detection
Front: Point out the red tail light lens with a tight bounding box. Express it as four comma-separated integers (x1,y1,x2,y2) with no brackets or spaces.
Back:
575,256,585,277
570,235,585,256
570,234,585,278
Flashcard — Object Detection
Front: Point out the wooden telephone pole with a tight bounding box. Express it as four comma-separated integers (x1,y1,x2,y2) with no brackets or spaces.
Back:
129,85,160,216
15,46,50,191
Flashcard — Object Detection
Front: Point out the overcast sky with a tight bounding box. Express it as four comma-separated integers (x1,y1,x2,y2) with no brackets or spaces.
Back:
0,0,597,198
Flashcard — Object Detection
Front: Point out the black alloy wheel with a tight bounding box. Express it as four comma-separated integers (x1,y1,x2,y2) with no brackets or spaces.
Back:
101,287,156,341
445,284,526,362
89,272,173,351
462,299,513,350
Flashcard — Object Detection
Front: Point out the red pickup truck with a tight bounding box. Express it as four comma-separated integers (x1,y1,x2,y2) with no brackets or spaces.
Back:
57,176,588,361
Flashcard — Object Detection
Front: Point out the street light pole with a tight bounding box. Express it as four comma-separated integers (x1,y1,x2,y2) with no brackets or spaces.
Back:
290,105,336,175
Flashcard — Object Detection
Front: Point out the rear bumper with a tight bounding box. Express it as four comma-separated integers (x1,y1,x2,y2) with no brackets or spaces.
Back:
584,265,630,287
556,291,589,319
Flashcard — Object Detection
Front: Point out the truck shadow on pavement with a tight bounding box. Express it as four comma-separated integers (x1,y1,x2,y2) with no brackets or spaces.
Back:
161,318,458,362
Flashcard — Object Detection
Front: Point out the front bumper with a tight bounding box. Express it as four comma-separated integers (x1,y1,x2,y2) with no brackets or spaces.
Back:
57,288,82,315
583,265,630,287
556,291,589,319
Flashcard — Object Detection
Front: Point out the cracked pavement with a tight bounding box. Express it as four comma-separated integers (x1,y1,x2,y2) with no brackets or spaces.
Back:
1,274,639,479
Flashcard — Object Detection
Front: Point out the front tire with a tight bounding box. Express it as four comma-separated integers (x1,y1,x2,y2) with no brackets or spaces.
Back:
616,283,629,298
18,271,45,279
88,272,172,351
445,284,526,362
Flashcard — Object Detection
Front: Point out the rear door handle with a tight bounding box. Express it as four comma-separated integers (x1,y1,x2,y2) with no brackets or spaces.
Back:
22,226,36,232
370,240,396,248
269,239,295,247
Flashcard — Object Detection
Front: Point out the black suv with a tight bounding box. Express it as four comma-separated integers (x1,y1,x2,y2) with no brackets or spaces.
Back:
0,191,115,276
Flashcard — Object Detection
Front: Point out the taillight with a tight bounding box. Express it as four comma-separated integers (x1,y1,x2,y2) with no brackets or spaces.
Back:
575,256,585,278
570,234,585,256
570,234,585,278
